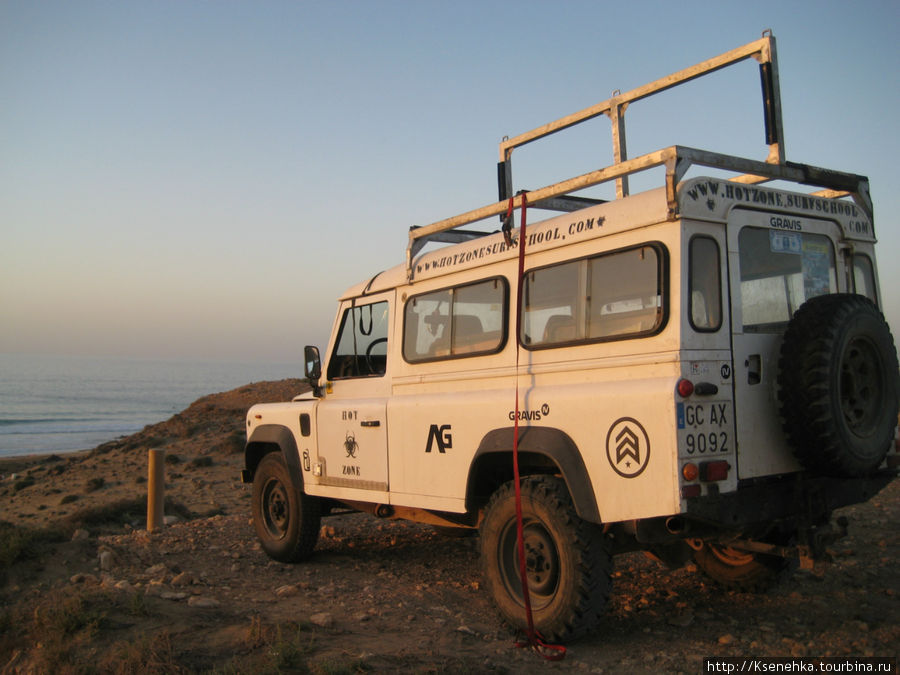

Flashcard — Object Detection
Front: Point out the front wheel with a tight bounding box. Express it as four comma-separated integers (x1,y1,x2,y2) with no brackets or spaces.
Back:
479,476,611,642
252,453,321,562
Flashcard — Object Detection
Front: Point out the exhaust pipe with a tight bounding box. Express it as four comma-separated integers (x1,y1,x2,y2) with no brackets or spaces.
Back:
665,517,688,535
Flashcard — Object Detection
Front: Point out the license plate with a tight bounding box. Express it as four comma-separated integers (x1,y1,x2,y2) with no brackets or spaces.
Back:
676,401,732,457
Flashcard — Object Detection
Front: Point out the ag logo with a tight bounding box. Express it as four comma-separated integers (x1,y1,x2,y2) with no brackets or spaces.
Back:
425,424,452,453
606,418,650,478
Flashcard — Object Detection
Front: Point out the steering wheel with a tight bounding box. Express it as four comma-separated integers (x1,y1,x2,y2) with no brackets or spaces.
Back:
365,337,388,374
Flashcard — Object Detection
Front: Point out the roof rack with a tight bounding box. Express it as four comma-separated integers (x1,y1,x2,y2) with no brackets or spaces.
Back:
407,31,872,278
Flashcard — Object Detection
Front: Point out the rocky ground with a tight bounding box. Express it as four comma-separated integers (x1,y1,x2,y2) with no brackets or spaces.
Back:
1,380,897,673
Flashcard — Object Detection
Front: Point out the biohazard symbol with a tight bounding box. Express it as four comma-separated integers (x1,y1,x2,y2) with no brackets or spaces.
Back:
606,417,650,478
344,431,359,458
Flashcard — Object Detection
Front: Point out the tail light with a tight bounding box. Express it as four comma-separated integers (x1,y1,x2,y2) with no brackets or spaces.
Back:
699,460,730,482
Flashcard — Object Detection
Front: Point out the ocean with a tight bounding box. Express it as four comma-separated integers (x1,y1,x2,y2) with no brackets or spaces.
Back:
0,353,297,458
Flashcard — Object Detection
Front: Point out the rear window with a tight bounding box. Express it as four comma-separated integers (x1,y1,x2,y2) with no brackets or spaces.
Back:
853,254,877,304
738,227,836,332
689,236,722,332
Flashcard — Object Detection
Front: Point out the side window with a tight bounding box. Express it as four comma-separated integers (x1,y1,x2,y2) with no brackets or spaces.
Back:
853,254,878,304
326,300,389,380
524,244,666,348
689,236,722,332
404,278,507,362
738,227,836,332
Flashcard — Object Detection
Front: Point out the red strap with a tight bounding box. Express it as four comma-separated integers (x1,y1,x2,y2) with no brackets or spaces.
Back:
509,193,566,662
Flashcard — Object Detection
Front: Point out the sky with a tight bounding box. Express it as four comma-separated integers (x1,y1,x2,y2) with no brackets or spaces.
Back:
2,0,898,364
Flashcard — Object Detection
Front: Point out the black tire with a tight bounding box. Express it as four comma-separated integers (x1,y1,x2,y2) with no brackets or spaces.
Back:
693,542,794,591
778,294,899,477
479,476,611,642
252,453,321,562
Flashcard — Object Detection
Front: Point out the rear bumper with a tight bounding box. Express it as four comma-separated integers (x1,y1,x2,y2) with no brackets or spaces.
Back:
684,470,896,528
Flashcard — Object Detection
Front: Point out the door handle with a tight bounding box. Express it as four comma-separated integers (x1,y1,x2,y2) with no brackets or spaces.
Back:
746,354,761,385
360,420,381,428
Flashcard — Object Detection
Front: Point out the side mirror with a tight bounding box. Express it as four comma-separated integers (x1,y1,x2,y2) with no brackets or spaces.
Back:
304,345,323,397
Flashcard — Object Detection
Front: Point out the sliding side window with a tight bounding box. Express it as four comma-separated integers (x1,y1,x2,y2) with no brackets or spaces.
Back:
523,244,666,348
403,278,507,362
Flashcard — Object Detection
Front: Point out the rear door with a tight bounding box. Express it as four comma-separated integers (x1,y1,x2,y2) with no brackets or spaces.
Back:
727,209,845,478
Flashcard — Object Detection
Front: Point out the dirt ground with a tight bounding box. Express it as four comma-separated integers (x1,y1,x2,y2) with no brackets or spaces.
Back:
1,380,898,673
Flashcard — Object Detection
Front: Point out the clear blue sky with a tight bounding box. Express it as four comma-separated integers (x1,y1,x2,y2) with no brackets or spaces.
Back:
2,0,898,363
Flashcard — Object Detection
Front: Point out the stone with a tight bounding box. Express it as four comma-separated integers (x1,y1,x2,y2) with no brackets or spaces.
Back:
187,596,221,608
99,550,113,571
668,611,694,627
309,612,334,628
275,584,298,598
145,563,167,576
171,571,193,586
160,591,188,601
71,529,90,541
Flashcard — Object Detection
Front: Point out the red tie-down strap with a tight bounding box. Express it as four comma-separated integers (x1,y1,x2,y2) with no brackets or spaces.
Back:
507,193,567,662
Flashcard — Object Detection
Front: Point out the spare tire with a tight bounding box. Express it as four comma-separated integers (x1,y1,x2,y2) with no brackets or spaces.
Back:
778,294,899,477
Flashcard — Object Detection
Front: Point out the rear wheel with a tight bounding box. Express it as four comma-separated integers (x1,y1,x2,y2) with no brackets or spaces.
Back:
479,476,611,642
252,453,321,562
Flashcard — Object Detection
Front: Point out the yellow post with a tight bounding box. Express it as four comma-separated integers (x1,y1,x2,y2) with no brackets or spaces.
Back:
147,448,165,531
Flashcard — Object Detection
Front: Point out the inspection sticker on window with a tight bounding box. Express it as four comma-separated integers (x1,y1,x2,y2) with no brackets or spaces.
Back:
769,229,801,254
676,401,732,458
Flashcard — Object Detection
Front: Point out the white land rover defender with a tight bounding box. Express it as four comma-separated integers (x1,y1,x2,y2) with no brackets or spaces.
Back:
243,33,899,641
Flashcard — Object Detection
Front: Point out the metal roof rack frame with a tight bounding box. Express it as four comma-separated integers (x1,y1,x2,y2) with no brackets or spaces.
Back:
407,31,872,278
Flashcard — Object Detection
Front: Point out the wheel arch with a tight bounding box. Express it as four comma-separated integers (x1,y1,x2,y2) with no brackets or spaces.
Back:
244,424,304,489
465,426,601,524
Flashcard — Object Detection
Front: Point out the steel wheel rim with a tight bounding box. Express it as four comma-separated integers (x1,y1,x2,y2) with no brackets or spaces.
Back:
498,518,560,609
709,545,754,567
261,477,289,540
840,336,883,435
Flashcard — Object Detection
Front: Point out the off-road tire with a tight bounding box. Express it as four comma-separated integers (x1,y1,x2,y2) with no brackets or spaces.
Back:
778,294,899,477
252,452,321,563
693,543,794,591
480,475,611,642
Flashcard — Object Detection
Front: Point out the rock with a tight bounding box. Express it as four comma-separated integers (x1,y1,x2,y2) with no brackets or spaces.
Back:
668,611,694,627
114,580,134,592
84,477,105,493
309,612,334,628
71,529,90,541
70,573,97,584
145,563,167,576
99,550,113,571
171,571,193,586
187,596,220,608
144,583,163,597
163,515,181,525
160,591,188,601
275,584,299,598
718,634,735,645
